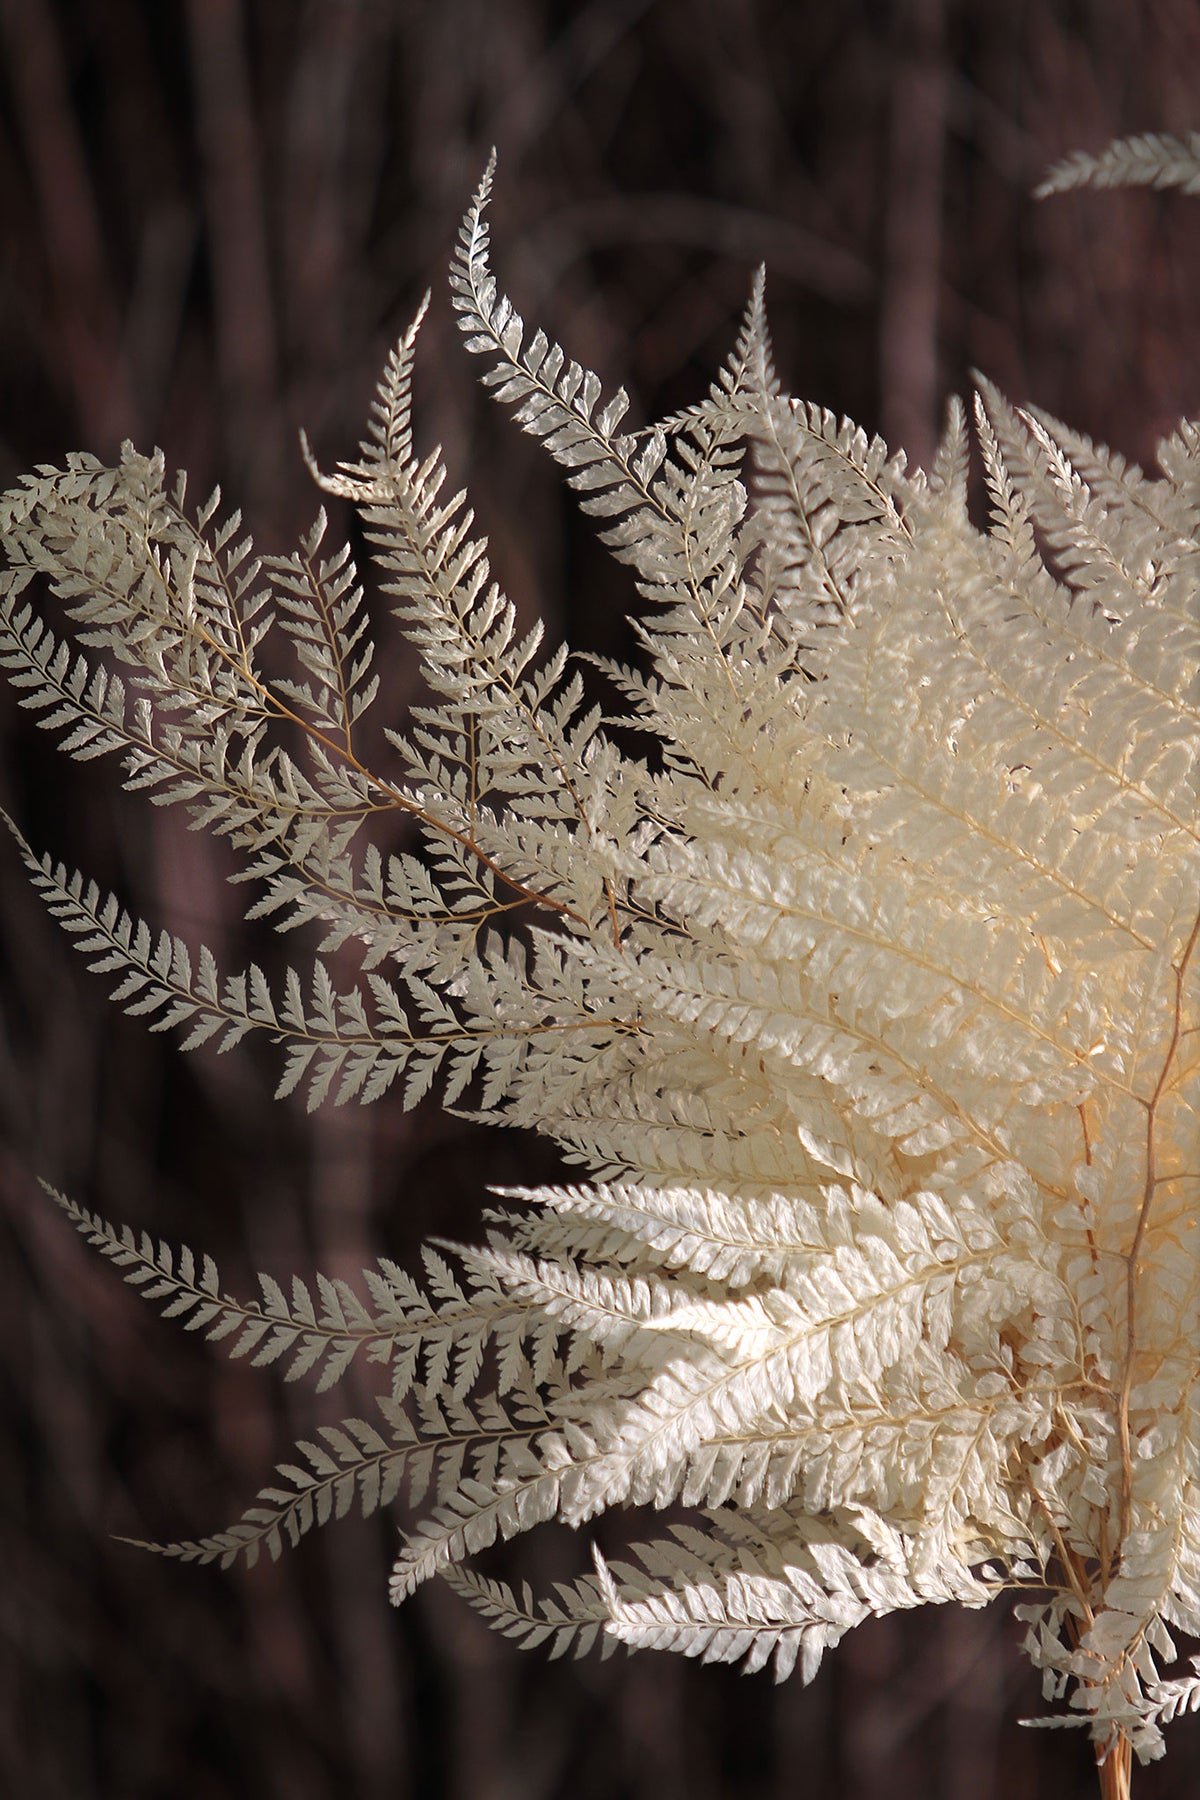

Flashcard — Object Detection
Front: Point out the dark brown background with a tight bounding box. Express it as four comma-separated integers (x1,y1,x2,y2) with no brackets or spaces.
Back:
2,2,1199,1796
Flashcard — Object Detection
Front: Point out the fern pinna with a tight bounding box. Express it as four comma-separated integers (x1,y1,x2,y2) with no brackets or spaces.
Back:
3,146,1200,1799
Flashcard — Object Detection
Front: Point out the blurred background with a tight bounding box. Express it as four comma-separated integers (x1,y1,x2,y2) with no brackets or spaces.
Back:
2,1,1200,1796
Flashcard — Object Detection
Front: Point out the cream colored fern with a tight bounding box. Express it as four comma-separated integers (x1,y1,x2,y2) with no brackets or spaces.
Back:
3,146,1200,1798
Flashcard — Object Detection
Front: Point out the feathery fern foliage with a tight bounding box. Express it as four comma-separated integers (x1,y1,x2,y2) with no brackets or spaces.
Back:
4,146,1200,1786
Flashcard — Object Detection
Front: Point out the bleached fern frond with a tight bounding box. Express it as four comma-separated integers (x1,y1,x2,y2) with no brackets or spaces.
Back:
4,827,486,1111
443,1565,616,1661
588,1505,1002,1685
450,155,793,749
159,1360,615,1576
7,153,1200,1789
1147,1658,1200,1728
137,1401,417,1568
1037,132,1200,198
264,510,378,745
744,390,912,652
0,445,401,912
300,319,628,938
48,1189,560,1403
388,1362,618,1598
449,156,657,572
489,1181,830,1285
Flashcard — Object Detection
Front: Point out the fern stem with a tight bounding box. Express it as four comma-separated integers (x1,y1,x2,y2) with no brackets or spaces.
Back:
1096,1729,1133,1800
179,585,595,931
1117,900,1200,1543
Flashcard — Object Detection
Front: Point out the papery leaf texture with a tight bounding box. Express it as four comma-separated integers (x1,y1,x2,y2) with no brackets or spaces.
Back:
2,146,1199,1774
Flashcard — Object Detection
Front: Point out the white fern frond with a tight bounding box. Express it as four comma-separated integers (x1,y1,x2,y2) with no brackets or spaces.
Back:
134,1403,417,1568
1037,132,1200,199
6,153,1200,1783
443,1565,616,1661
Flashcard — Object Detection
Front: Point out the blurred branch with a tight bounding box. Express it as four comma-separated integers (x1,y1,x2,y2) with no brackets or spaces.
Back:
879,0,947,467
0,0,135,447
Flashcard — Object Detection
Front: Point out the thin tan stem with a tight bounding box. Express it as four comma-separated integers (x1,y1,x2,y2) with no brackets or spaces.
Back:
1096,1728,1132,1800
1117,903,1200,1543
177,558,596,932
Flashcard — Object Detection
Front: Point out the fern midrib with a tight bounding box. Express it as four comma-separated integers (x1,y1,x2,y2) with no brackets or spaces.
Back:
172,599,597,930
8,574,397,841
45,849,640,1051
294,535,359,758
91,476,603,929
754,394,905,618
1116,900,1200,1545
362,465,627,948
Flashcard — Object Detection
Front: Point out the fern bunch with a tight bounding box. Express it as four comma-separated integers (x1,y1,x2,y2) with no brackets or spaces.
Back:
3,149,1200,1790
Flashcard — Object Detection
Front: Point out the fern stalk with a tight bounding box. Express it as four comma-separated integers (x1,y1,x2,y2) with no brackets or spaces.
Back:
1098,1735,1133,1800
